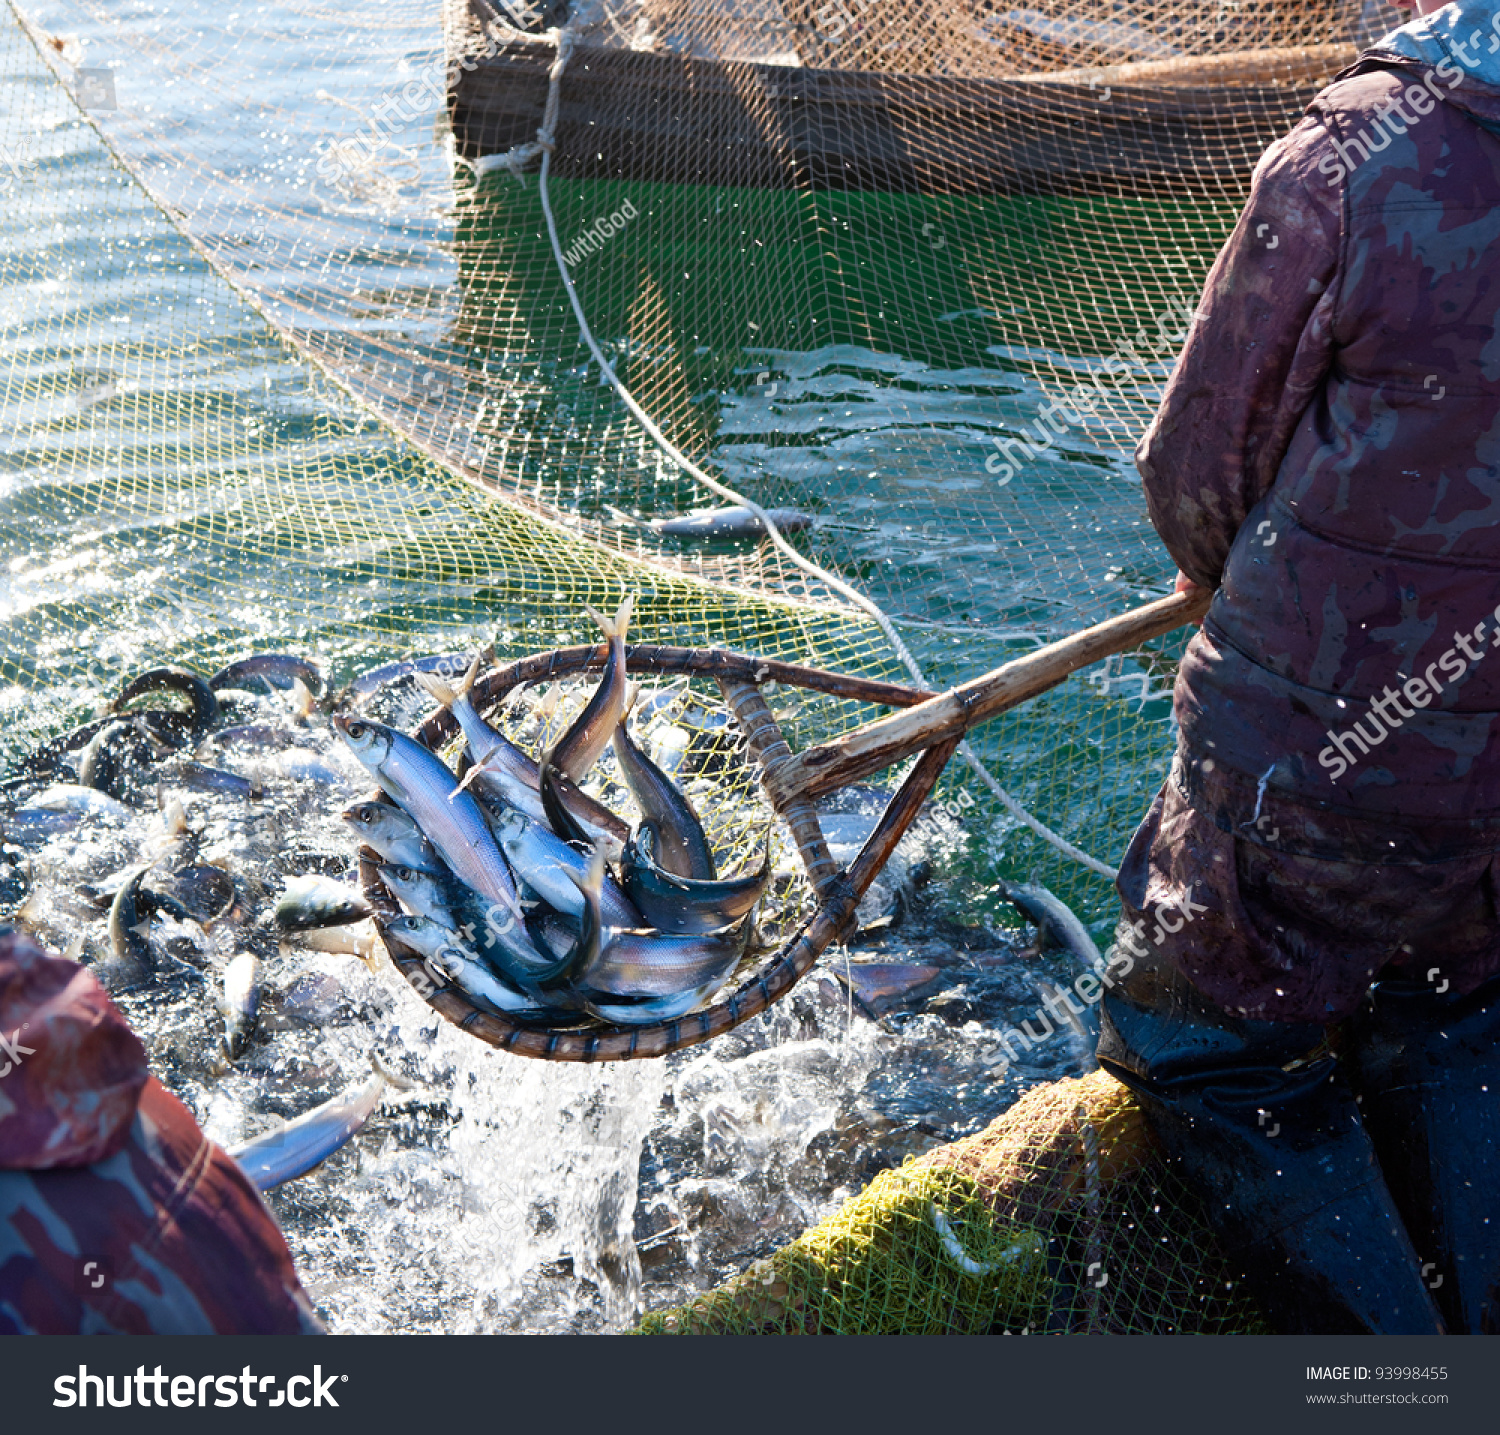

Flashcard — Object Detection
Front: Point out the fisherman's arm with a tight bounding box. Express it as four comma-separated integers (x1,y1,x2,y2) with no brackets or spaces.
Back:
1138,114,1343,589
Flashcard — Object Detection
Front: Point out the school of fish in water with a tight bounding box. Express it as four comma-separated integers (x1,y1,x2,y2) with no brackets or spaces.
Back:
0,600,1103,1326
0,596,799,1194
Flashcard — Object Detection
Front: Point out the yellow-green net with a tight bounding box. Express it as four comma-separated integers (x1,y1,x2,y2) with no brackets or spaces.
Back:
0,0,1399,1332
639,1070,1269,1334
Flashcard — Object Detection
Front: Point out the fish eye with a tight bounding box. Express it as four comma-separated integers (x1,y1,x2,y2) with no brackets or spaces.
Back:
347,721,368,739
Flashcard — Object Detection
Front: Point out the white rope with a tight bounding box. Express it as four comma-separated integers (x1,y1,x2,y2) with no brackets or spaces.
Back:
486,24,1119,883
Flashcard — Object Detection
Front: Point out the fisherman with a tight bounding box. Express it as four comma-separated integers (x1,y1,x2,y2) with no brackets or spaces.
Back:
1095,0,1500,1333
0,929,323,1333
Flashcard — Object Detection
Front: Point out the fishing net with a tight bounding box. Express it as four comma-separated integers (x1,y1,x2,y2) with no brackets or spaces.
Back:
637,1069,1269,1334
0,0,1399,1331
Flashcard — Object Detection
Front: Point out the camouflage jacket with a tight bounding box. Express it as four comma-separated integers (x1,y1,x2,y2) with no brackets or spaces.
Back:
1139,3,1500,863
0,931,322,1334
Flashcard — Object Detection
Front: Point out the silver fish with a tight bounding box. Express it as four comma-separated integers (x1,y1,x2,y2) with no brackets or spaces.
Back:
158,759,263,800
385,916,550,1017
612,685,716,879
221,952,261,1058
650,505,813,539
999,881,1102,970
341,800,444,873
112,665,220,740
108,866,161,968
423,658,628,858
6,783,131,842
481,801,639,928
228,1060,386,1192
333,715,523,922
582,912,753,998
274,874,373,933
620,824,768,935
585,978,732,1026
208,653,324,697
549,596,632,781
377,862,457,926
350,652,479,700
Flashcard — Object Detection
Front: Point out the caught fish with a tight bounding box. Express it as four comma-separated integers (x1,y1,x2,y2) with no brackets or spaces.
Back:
170,863,236,922
838,962,943,1017
620,823,768,936
548,595,632,782
612,685,715,879
419,659,627,858
111,665,220,741
264,749,344,786
77,717,173,798
584,978,733,1027
227,1059,387,1192
999,880,1102,970
342,800,444,872
200,724,304,754
209,653,324,697
220,952,261,1058
480,801,639,929
581,910,754,998
333,715,524,922
275,874,373,932
295,920,378,960
385,916,554,1017
650,505,814,539
378,862,457,927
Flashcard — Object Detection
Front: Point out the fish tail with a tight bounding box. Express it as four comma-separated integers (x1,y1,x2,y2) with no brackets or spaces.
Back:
453,652,483,702
620,681,640,726
583,593,634,643
414,670,458,709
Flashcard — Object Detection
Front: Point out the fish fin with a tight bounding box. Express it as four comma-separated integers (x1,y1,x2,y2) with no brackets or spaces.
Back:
288,677,316,721
453,652,483,702
566,845,606,900
449,764,486,798
413,670,457,710
583,594,634,643
619,680,640,730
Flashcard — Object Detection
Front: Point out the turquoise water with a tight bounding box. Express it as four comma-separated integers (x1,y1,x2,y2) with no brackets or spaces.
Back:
0,0,1247,1334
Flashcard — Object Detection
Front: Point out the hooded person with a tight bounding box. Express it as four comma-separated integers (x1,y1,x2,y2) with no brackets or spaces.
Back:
1096,0,1500,1334
0,929,323,1334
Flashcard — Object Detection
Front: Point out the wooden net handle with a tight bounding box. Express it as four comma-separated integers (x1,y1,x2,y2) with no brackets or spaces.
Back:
765,587,1210,807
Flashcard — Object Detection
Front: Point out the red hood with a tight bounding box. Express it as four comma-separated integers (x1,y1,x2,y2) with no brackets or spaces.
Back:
0,930,148,1170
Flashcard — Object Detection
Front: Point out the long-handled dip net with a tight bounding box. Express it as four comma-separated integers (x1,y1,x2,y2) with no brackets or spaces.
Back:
0,0,1397,1333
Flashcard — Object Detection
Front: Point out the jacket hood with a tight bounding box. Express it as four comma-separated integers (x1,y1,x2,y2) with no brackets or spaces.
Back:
1364,0,1500,125
0,929,148,1170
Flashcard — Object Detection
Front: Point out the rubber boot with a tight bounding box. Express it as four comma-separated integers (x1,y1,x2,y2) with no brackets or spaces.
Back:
1350,973,1500,1334
1097,947,1446,1334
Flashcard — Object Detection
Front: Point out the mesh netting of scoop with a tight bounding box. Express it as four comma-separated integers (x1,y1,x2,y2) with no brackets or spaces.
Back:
636,1069,1269,1334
